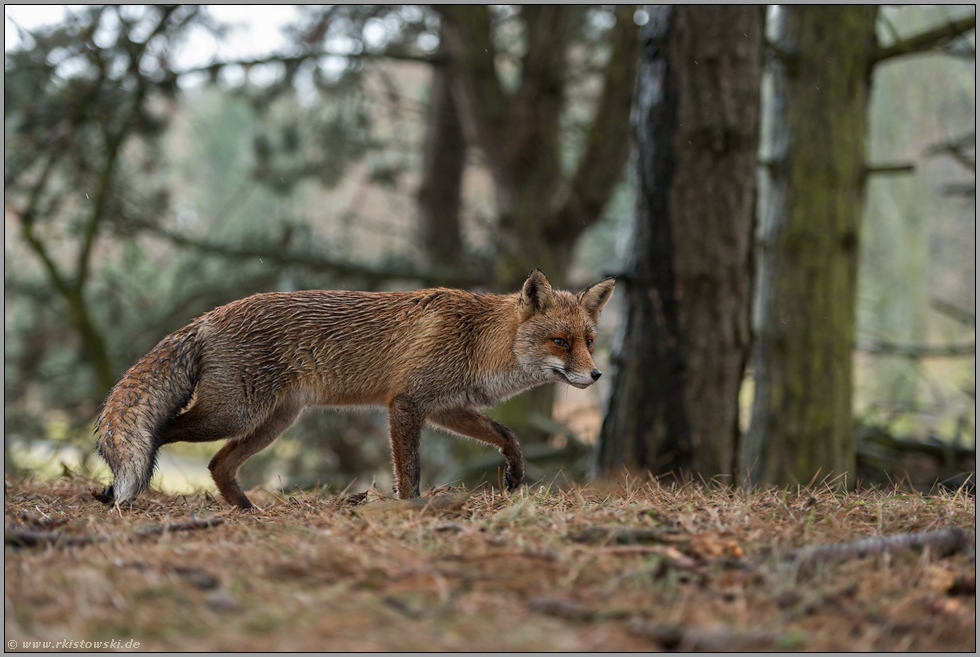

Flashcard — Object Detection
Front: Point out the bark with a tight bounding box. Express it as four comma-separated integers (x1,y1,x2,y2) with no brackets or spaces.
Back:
595,6,764,478
742,6,879,488
418,49,466,270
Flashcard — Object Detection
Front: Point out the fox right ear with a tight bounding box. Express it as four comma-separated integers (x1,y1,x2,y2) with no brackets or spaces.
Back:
518,269,555,321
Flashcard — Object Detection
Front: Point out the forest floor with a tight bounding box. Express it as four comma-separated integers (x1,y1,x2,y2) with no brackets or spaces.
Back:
4,472,976,652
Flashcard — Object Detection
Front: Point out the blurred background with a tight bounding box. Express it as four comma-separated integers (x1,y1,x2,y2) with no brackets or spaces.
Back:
4,5,975,496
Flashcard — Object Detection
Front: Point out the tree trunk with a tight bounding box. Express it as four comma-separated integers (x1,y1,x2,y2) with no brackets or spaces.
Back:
438,5,638,446
742,6,879,488
595,5,764,479
418,51,466,271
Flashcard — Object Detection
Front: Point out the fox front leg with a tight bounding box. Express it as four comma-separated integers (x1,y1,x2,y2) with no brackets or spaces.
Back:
388,395,426,498
427,407,525,492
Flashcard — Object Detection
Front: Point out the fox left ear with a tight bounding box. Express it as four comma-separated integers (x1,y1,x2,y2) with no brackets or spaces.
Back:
577,277,615,323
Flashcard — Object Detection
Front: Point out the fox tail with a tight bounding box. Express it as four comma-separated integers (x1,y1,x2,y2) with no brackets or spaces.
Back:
93,325,202,505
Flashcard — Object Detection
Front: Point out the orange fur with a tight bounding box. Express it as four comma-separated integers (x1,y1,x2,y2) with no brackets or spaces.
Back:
94,269,615,508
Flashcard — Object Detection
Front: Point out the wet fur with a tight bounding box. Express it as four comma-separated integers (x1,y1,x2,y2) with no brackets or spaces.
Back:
94,270,614,509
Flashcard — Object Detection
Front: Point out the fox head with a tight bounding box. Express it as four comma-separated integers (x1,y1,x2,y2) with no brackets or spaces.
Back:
514,269,615,389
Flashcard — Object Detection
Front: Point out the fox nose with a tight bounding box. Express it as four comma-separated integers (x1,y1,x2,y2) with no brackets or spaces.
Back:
591,368,602,381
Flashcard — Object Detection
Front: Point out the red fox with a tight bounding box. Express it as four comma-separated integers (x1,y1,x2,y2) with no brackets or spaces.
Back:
93,269,614,509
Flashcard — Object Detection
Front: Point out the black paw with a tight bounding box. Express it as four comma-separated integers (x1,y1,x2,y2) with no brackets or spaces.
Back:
504,465,524,492
91,485,115,504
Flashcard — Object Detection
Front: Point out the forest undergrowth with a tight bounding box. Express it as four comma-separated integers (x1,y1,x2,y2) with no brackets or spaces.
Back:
4,472,975,651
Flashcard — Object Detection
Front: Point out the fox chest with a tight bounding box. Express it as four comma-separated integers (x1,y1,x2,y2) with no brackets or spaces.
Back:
426,368,542,409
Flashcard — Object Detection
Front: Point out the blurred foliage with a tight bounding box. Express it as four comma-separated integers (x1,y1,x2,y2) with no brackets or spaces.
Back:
4,5,630,492
857,5,976,445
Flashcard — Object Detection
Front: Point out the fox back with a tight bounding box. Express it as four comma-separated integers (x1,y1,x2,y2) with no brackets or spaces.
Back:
94,269,615,508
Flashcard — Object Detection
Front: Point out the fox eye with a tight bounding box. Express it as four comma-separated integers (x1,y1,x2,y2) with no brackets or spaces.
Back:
586,338,594,350
552,338,569,349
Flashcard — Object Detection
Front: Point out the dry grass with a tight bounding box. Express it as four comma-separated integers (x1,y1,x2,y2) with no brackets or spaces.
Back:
4,472,975,652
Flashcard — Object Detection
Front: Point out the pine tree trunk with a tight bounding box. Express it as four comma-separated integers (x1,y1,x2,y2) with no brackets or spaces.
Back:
595,5,764,479
742,6,879,488
418,54,465,270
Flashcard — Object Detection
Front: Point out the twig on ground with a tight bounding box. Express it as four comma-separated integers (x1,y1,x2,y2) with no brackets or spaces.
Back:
4,517,225,548
782,527,971,577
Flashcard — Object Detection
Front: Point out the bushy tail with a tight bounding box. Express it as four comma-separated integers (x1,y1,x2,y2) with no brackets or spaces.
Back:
94,324,202,505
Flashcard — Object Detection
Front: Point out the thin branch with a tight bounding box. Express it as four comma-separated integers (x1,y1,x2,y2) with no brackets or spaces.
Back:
435,6,510,174
133,221,486,289
864,163,916,177
857,340,975,358
930,297,975,327
926,131,976,172
549,3,639,238
873,15,976,65
765,39,796,63
74,7,175,291
876,10,903,46
73,131,127,292
941,182,976,197
15,157,73,298
175,48,442,80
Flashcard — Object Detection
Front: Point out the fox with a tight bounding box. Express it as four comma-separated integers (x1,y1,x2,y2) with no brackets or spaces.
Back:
92,269,615,509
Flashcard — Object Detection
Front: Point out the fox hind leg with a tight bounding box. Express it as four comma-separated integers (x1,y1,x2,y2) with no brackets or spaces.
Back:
388,395,426,499
207,400,303,509
159,402,243,445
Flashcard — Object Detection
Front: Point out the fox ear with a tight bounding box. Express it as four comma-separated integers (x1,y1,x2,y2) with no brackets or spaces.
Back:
577,277,615,323
519,269,555,321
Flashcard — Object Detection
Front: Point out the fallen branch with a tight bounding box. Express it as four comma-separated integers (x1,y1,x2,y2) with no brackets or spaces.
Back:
4,528,103,548
630,621,781,651
132,518,226,538
528,596,630,623
571,525,667,545
4,518,225,549
355,492,473,517
783,527,971,577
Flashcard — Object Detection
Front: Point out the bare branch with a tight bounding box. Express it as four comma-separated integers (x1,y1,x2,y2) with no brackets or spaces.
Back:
857,340,975,358
134,221,486,289
14,157,73,298
175,48,442,81
435,6,510,173
942,182,976,197
931,297,976,326
74,132,126,293
864,163,916,177
926,131,976,172
873,15,976,65
549,4,639,238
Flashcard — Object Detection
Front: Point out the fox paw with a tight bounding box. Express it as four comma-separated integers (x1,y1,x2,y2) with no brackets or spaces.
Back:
503,465,524,492
91,485,115,504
